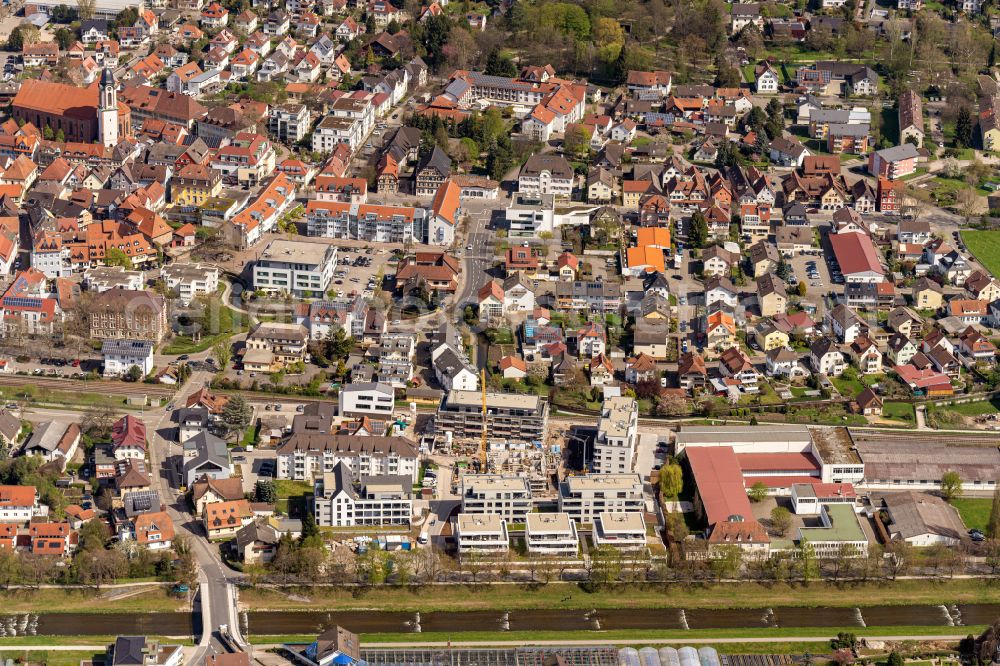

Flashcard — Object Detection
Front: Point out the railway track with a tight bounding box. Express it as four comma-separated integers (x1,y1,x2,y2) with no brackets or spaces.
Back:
0,374,177,398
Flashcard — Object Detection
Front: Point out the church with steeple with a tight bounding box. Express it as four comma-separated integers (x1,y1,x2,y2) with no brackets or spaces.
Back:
10,65,131,145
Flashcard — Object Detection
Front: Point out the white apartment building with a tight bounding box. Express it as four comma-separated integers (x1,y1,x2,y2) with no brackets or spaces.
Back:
456,513,509,556
269,103,311,144
313,463,413,527
558,474,645,523
252,238,337,298
525,512,579,556
338,382,395,432
276,434,419,482
517,154,574,199
312,98,373,152
161,263,220,305
83,265,144,292
460,474,533,522
592,396,639,474
593,511,647,551
102,339,155,378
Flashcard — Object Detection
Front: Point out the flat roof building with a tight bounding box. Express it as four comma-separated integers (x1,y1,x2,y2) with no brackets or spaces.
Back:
253,238,338,298
460,474,532,522
558,474,644,523
436,390,548,444
593,396,638,474
593,511,647,551
525,512,578,556
797,503,868,558
456,513,508,556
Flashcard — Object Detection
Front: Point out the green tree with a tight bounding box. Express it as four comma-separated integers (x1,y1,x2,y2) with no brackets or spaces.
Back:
124,365,143,382
54,27,74,49
955,107,973,149
300,510,320,544
886,653,904,666
5,27,23,52
658,463,683,499
796,281,807,297
770,506,792,536
688,211,709,249
564,124,592,156
713,55,740,88
765,97,785,140
254,480,277,504
212,340,232,370
748,481,768,502
588,544,622,587
484,47,517,77
988,485,1000,538
104,247,134,269
709,544,742,581
941,471,962,501
798,539,819,582
221,394,252,438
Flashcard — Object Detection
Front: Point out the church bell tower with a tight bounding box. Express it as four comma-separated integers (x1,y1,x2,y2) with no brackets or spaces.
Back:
98,66,118,148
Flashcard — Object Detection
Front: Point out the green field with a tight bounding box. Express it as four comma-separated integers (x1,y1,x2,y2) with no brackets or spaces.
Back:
951,397,1000,416
0,587,186,614
831,375,864,397
962,230,1000,278
239,578,1000,614
882,401,915,422
950,497,993,532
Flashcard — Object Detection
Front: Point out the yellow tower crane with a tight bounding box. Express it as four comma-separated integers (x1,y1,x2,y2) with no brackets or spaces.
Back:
479,368,488,469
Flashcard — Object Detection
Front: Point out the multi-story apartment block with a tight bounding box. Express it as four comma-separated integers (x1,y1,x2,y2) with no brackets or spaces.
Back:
269,103,311,144
517,154,574,199
306,200,429,244
592,396,639,474
252,238,337,298
313,462,413,527
456,513,509,556
460,474,532,522
558,474,645,523
89,288,167,341
211,132,276,186
243,322,308,371
593,511,647,551
338,382,395,434
276,434,419,482
436,390,548,443
525,513,579,556
160,263,219,305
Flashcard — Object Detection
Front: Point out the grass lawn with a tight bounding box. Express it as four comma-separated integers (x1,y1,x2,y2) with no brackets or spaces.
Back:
0,587,185,614
238,578,1000,614
831,375,864,397
962,230,1000,279
162,301,245,355
950,497,992,532
0,651,104,666
274,479,312,516
882,401,915,422
274,479,313,498
951,397,1000,416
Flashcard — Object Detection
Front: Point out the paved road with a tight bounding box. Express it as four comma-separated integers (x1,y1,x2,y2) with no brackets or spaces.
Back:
137,369,246,661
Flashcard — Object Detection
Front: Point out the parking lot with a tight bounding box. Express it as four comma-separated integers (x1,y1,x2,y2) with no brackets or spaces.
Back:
787,248,841,304
330,246,385,300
